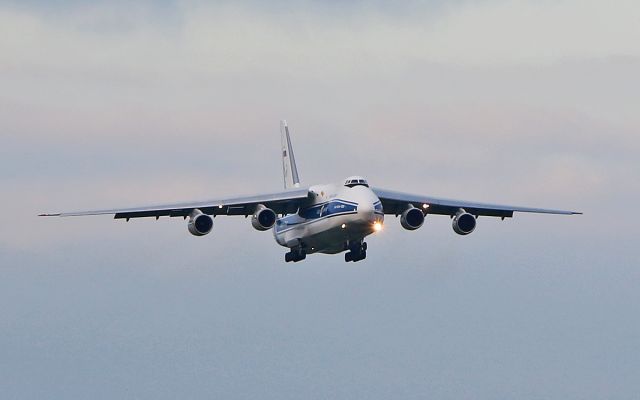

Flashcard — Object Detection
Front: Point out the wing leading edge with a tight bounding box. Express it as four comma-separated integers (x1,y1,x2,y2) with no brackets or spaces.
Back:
40,188,311,220
372,188,581,218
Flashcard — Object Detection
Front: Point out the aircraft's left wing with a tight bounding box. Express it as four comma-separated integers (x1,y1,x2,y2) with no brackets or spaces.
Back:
372,188,581,218
40,188,311,220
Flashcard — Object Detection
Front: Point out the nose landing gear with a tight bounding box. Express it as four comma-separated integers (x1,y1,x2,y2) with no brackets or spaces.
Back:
345,241,367,262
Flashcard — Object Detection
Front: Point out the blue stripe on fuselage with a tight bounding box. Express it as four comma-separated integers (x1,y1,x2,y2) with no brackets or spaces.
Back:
274,199,359,233
298,199,358,220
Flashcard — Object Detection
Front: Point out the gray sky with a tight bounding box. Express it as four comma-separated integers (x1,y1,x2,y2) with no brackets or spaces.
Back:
1,1,639,399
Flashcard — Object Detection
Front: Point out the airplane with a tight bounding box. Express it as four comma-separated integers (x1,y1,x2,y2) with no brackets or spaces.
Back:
40,121,581,263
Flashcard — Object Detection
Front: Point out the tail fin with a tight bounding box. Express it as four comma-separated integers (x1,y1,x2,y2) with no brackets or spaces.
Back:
280,120,301,189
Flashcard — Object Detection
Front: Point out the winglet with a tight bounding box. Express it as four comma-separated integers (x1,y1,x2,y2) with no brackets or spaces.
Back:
280,120,301,189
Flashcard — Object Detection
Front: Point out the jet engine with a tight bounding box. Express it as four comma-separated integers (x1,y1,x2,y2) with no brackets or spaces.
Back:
400,206,425,230
251,204,277,231
188,209,213,236
452,209,476,235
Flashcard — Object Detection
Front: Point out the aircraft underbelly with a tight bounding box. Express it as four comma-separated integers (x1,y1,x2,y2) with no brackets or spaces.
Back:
274,214,373,254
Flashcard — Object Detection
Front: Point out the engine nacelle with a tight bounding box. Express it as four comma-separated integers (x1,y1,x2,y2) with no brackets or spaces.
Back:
251,204,277,231
188,209,213,236
401,206,425,230
452,209,476,235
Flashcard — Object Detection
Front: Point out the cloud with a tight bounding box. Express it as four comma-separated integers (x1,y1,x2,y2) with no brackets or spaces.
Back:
1,0,638,252
423,0,640,64
2,0,639,78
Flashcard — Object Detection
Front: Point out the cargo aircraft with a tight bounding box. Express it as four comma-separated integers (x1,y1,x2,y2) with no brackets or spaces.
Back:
41,121,581,262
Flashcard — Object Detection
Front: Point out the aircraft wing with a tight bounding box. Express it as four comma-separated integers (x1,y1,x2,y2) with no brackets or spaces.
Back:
372,188,581,218
40,188,311,220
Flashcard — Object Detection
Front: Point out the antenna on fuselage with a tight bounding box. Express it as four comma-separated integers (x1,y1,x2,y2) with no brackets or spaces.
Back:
280,120,301,189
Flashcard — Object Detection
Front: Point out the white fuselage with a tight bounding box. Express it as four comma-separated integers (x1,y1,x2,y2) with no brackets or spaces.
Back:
273,182,384,254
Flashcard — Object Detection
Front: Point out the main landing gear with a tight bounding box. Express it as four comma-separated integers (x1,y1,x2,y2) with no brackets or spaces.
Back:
284,242,368,263
285,247,306,263
345,241,367,262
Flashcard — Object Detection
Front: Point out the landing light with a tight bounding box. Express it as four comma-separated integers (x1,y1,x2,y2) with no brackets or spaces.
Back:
422,204,429,209
373,222,383,232
341,223,346,229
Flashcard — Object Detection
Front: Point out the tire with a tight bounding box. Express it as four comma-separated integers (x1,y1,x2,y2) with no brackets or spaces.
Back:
352,251,366,262
345,252,352,262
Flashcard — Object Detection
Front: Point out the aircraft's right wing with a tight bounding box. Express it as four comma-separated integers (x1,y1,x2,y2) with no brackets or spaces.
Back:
372,188,581,218
39,188,311,220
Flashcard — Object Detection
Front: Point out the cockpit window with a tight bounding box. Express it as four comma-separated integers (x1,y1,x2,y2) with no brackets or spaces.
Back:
344,178,369,187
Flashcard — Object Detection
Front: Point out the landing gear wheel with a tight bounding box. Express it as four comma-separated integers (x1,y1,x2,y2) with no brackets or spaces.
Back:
352,250,366,262
344,242,367,262
285,248,307,263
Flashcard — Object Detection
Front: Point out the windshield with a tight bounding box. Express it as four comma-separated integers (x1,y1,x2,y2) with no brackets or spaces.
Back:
344,178,369,188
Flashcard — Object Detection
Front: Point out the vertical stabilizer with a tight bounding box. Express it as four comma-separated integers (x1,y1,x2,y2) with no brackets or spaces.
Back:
280,120,300,189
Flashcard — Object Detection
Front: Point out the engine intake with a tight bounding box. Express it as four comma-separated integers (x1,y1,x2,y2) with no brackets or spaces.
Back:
188,209,213,236
252,204,277,231
401,206,425,230
452,209,476,235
